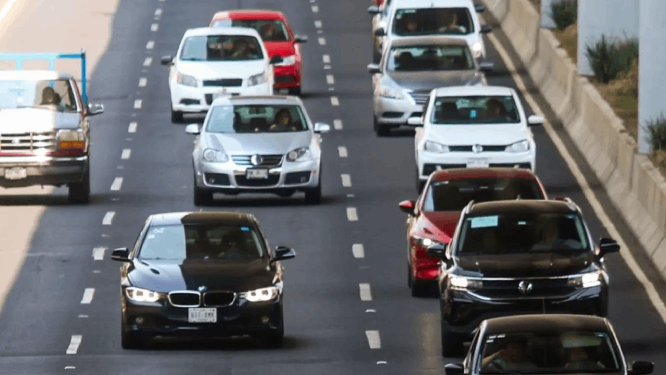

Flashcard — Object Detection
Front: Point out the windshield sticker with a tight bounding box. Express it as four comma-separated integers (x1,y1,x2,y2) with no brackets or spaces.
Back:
241,227,250,231
470,215,498,228
470,110,477,118
518,221,527,225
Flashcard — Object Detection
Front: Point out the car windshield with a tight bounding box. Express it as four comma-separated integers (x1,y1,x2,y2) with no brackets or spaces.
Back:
457,212,590,255
386,45,474,72
422,178,544,212
0,79,78,112
212,19,290,42
392,8,474,36
138,224,265,261
478,331,621,374
206,104,309,133
180,35,263,61
431,95,521,124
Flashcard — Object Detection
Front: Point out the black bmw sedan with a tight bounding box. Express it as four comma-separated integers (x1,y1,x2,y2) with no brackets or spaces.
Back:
110,211,296,349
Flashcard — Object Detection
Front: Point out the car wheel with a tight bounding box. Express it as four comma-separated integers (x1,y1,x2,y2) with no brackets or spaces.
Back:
288,86,301,96
411,277,428,297
193,173,213,206
171,108,184,123
68,167,90,204
304,182,322,204
374,118,389,136
121,327,149,349
407,264,412,288
441,324,465,357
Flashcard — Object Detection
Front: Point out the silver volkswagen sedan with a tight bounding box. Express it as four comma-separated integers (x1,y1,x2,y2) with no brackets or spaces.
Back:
185,96,330,205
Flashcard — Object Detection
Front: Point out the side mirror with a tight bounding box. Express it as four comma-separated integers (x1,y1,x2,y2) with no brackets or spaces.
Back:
273,246,296,261
398,199,416,214
407,117,423,126
629,361,654,375
479,61,494,72
426,242,447,259
527,115,544,126
185,124,201,135
480,25,492,34
444,363,464,375
314,122,331,133
269,55,284,65
160,55,173,66
367,63,380,74
87,103,104,116
374,27,386,37
111,247,130,262
294,35,308,44
598,237,620,256
475,4,487,12
367,5,381,14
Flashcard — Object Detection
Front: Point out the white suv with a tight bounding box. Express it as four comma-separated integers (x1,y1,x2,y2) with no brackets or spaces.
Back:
414,86,543,191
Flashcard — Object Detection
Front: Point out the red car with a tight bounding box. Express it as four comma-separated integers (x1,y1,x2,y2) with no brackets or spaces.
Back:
398,168,548,297
210,10,307,95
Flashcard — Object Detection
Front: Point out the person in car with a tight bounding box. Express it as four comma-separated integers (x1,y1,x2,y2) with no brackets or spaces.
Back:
481,340,538,371
39,87,67,111
484,99,514,122
532,222,581,250
565,347,606,370
270,108,297,131
231,39,252,59
437,11,467,33
217,229,252,259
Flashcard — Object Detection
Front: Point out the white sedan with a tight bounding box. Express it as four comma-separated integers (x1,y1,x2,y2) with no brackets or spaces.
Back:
413,86,543,191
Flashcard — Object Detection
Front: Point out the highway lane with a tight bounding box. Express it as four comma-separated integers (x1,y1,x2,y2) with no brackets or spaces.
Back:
0,0,665,374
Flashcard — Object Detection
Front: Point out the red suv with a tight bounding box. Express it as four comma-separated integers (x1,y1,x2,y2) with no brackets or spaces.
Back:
210,10,307,95
398,168,547,296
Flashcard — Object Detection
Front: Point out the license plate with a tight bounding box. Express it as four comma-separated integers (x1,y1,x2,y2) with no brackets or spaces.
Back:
4,167,26,180
246,169,268,179
466,159,489,168
188,308,217,323
213,91,229,100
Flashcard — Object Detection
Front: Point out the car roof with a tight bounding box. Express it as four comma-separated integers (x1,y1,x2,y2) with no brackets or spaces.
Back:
393,0,474,10
468,200,578,216
212,9,286,20
430,168,539,182
482,314,610,334
183,27,261,38
149,212,256,226
433,85,514,97
0,70,72,80
213,95,303,106
388,36,469,48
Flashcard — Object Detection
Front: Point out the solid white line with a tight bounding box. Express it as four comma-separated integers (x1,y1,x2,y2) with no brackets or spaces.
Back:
326,74,335,85
66,335,82,355
365,331,381,349
92,247,105,261
0,0,19,25
143,57,152,67
146,40,154,49
347,207,358,221
110,177,123,191
485,26,666,322
102,211,115,225
134,99,142,109
138,77,147,87
151,23,158,32
341,174,352,187
128,122,137,133
318,37,326,45
323,54,330,63
314,20,322,28
352,244,365,258
154,8,162,16
334,119,342,130
359,283,372,301
330,96,339,106
311,5,319,12
121,149,131,160
338,146,348,158
81,288,94,304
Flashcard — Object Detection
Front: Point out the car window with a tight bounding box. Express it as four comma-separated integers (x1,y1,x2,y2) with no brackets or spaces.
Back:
456,213,590,255
212,19,290,42
478,331,620,373
431,95,521,124
206,104,309,133
387,45,474,72
138,224,265,261
180,35,263,61
392,7,474,36
0,79,78,112
422,178,544,212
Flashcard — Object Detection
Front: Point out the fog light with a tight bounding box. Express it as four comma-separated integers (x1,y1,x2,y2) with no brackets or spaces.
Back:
135,316,145,325
261,316,270,324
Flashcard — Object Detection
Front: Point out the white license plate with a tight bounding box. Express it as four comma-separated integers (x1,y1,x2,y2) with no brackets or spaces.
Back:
466,159,489,168
4,167,26,180
246,169,268,179
188,308,217,323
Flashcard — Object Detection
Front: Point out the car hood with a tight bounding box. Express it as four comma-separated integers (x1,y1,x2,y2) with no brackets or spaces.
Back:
128,259,275,292
0,108,80,132
421,211,461,243
178,60,266,79
455,251,596,277
263,41,296,57
425,124,529,146
387,70,483,91
204,131,311,155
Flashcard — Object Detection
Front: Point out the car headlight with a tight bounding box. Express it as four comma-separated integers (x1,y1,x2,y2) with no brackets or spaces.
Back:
202,148,229,163
414,236,443,248
424,140,449,153
505,140,530,153
568,271,602,288
125,287,161,302
176,72,198,87
276,55,296,66
286,147,311,162
241,286,279,302
248,71,267,86
56,129,85,147
471,42,483,58
449,275,483,290
377,86,404,99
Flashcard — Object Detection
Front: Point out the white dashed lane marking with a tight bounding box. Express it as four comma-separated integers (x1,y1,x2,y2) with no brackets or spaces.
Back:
338,146,348,158
330,96,339,106
311,5,318,12
341,174,351,187
346,207,358,221
314,20,322,28
365,331,381,349
154,8,162,16
80,288,95,304
146,40,154,50
66,335,82,355
324,65,331,70
121,149,131,160
110,177,123,191
318,37,326,45
352,244,365,258
102,211,115,225
151,23,158,32
92,247,105,260
138,77,147,87
134,100,142,109
143,57,152,67
326,74,335,84
334,119,342,129
322,54,330,63
128,122,137,133
359,283,372,301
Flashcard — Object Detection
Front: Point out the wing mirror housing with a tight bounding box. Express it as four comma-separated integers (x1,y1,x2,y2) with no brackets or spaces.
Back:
407,117,423,126
398,199,416,214
87,103,104,116
528,115,544,126
479,61,495,72
314,122,330,133
273,246,296,262
269,55,284,65
475,4,487,12
480,25,492,33
426,242,447,259
294,35,308,43
160,55,173,66
111,247,130,262
185,124,201,135
367,5,381,14
367,63,380,74
629,361,654,375
598,237,620,257
374,27,386,37
444,363,464,375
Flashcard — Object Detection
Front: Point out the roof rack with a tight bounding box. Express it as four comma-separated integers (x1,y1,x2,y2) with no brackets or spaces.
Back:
0,49,88,105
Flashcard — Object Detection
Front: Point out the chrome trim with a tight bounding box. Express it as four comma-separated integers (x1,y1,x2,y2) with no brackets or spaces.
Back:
167,290,201,307
202,291,237,307
465,290,578,301
452,272,596,281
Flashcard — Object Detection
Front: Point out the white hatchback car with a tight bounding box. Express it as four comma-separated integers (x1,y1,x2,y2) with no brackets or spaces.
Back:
161,27,283,123
413,86,543,191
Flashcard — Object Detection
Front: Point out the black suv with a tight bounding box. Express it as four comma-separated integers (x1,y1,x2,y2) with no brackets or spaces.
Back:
427,199,620,357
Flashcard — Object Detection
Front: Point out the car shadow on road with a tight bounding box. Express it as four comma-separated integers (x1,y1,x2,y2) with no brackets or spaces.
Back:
381,128,416,138
140,335,306,352
0,193,71,206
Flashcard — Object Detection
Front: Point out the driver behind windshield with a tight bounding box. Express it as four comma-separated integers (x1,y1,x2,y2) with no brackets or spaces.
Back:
531,219,581,251
481,339,538,372
565,346,606,371
39,86,66,111
270,108,297,131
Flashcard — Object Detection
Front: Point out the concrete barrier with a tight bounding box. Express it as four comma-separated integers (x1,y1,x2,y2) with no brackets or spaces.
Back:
481,0,666,278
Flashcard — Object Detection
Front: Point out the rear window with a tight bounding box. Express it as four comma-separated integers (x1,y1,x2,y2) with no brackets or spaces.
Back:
392,7,474,36
212,19,290,42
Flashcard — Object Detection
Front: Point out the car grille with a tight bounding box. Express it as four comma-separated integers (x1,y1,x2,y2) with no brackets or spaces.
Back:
232,154,283,167
168,292,200,307
448,145,507,152
490,163,532,169
409,92,429,105
205,93,240,105
235,174,280,187
0,132,57,154
203,78,243,87
203,291,236,307
473,278,577,300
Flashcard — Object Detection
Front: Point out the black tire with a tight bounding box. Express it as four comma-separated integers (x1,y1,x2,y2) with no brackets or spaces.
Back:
441,325,465,357
171,108,184,123
304,182,322,204
374,117,390,136
193,174,213,206
407,264,412,288
288,86,301,96
410,277,429,297
121,328,148,350
68,167,90,204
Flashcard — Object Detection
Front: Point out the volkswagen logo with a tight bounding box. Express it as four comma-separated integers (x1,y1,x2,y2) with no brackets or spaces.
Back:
472,144,483,154
250,154,263,166
197,286,207,293
518,281,533,295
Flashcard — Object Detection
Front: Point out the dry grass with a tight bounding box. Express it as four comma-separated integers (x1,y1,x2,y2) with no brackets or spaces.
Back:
552,23,578,63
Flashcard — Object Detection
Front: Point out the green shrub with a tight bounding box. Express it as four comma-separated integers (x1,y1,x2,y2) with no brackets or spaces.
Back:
616,38,639,73
647,116,666,152
586,35,639,84
551,0,577,30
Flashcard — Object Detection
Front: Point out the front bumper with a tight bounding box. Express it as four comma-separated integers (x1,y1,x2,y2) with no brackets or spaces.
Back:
417,151,535,181
0,155,87,188
274,64,301,89
170,82,273,113
373,94,423,126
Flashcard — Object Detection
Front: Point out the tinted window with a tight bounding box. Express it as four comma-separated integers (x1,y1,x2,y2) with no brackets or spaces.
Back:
387,45,474,72
393,8,474,36
0,79,78,112
213,19,290,42
431,95,521,124
206,104,308,133
180,35,263,61
422,178,544,212
457,213,590,255
138,224,265,261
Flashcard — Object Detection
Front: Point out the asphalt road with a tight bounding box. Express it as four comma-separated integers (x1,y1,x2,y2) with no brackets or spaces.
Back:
0,0,665,373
